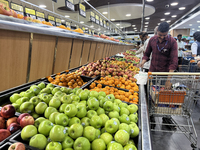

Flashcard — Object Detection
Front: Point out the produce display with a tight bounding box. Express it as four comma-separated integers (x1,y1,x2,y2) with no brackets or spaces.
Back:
115,50,140,64
8,82,139,150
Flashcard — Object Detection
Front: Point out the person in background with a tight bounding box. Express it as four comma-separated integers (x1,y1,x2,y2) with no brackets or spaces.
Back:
136,32,149,57
177,34,185,66
191,32,200,57
182,38,187,45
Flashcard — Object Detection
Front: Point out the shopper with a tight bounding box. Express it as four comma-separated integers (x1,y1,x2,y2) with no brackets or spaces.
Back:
177,34,185,66
136,32,149,57
138,22,178,89
191,31,200,57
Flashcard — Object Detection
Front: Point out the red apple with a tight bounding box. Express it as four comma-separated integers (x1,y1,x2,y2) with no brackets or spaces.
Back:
1,105,16,119
7,123,21,134
17,113,30,124
6,117,18,128
0,129,11,142
24,16,33,22
20,116,34,128
0,3,12,16
0,117,5,129
11,10,17,18
8,142,25,150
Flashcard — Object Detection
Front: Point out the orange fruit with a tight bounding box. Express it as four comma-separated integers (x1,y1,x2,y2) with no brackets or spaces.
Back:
17,14,24,19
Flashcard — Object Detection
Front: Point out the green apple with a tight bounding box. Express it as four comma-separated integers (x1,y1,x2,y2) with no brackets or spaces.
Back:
101,127,106,134
80,100,87,106
81,117,90,127
52,87,61,95
12,103,20,111
65,104,77,118
62,136,74,149
49,98,61,109
59,103,68,113
119,123,131,134
97,107,105,115
129,114,138,123
103,101,114,111
99,91,106,97
113,104,120,113
79,91,89,101
114,99,122,105
61,95,72,104
99,98,107,107
10,93,21,103
127,104,138,114
41,94,52,104
106,94,115,102
30,85,41,95
46,83,54,89
127,139,135,145
31,112,39,119
20,91,25,97
129,122,139,138
38,120,54,136
44,107,58,119
83,126,96,142
64,148,73,150
72,101,79,105
120,107,130,116
54,91,66,99
55,113,69,126
98,96,105,101
29,96,41,106
67,88,73,94
21,125,37,141
68,124,83,139
38,82,45,89
107,141,116,148
68,117,81,127
99,114,109,126
20,102,34,113
46,142,62,150
60,87,67,93
95,129,101,139
49,125,67,142
87,97,99,110
83,89,90,95
71,95,80,102
124,144,137,150
29,134,47,150
90,115,102,129
109,111,119,118
119,103,128,108
49,112,59,124
105,119,119,134
35,102,47,114
87,110,97,119
100,132,113,145
73,137,90,150
114,130,129,146
34,117,46,128
75,89,82,95
24,90,35,99
107,142,123,150
92,139,106,150
119,114,130,124
16,97,29,105
76,105,87,118
111,118,120,126
89,91,99,98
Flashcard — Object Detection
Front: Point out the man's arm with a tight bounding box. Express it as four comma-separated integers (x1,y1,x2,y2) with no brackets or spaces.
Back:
191,43,197,57
169,39,178,71
136,46,144,55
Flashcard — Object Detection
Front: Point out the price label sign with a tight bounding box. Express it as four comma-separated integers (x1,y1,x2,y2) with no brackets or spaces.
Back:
48,15,55,26
90,11,95,22
10,3,23,15
79,3,86,18
95,15,99,24
107,22,110,30
25,7,36,19
36,11,45,21
56,18,61,26
100,17,103,27
92,30,94,35
89,29,91,35
66,22,71,28
65,0,74,11
82,27,85,31
76,25,79,29
0,0,9,7
115,28,117,33
103,20,106,28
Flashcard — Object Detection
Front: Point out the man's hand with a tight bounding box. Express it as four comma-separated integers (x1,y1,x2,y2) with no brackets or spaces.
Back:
165,80,171,90
137,60,147,68
197,61,200,68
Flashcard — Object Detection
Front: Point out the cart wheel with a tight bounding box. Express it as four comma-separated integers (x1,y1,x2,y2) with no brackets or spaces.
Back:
191,143,197,149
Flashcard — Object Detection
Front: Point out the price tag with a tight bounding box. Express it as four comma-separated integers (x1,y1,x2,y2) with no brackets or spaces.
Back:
76,25,79,29
82,27,85,31
56,18,61,26
48,15,55,21
103,20,106,28
0,0,9,7
36,11,45,21
107,22,109,30
90,11,95,22
95,15,99,24
79,3,86,18
66,22,71,28
100,17,103,27
10,3,23,13
25,7,36,19
92,30,94,35
65,0,74,11
115,28,117,33
89,29,91,35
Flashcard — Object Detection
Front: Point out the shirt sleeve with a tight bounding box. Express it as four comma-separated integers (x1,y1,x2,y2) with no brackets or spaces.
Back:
136,46,144,55
191,42,198,55
169,39,178,70
142,38,152,61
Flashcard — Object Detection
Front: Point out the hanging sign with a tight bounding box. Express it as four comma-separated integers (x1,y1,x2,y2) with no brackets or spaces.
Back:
0,0,9,7
90,11,95,22
36,11,45,21
79,3,86,18
65,0,74,11
48,15,55,26
100,17,103,27
103,20,106,28
25,7,36,19
10,3,23,15
95,15,99,24
56,18,61,26
66,22,71,28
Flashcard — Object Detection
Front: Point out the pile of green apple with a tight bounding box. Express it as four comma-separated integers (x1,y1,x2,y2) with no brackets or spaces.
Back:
10,82,139,150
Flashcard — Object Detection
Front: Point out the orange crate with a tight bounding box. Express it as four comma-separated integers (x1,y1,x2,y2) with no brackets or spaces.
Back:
158,91,186,104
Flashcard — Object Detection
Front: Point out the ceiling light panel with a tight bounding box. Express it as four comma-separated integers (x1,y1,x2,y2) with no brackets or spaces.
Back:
160,19,165,21
39,5,46,8
171,2,178,6
102,12,108,14
145,22,149,24
179,7,185,10
146,0,154,2
145,17,150,20
126,14,131,17
164,12,170,15
172,15,177,18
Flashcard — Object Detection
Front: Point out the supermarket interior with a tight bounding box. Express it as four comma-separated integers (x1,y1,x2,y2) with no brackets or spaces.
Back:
0,0,200,150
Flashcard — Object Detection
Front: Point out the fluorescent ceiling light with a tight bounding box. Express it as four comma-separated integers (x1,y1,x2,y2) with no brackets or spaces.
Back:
126,14,131,17
158,23,160,25
192,28,195,30
198,26,200,28
179,7,185,10
135,30,138,31
116,24,120,26
189,24,192,26
39,5,46,8
120,27,123,28
104,31,106,32
90,25,94,27
132,25,136,27
85,28,88,30
145,22,149,24
160,19,165,21
167,20,171,23
98,28,101,30
172,15,177,18
65,15,70,18
145,25,148,27
171,2,178,6
197,29,200,31
61,20,65,22
146,0,154,2
80,21,84,24
134,28,137,29
165,12,170,15
102,12,108,14
111,19,115,21
197,21,200,23
145,17,150,20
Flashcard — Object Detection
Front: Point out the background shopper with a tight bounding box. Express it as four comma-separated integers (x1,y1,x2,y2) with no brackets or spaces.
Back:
192,31,200,57
177,34,184,65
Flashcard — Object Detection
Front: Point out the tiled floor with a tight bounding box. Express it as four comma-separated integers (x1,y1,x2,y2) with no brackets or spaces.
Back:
151,102,200,150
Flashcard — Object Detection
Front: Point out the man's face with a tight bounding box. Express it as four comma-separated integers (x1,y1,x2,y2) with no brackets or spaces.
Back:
178,36,182,41
139,35,143,41
157,31,168,41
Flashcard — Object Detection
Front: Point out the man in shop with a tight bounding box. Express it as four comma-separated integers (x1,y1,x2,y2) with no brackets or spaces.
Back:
136,32,149,57
138,22,178,90
191,31,200,57
177,34,185,67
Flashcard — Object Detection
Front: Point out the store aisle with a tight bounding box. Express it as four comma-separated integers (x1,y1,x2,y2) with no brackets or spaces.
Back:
151,102,200,150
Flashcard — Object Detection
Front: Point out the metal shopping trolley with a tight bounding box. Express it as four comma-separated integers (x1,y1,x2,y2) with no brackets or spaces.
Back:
147,72,200,149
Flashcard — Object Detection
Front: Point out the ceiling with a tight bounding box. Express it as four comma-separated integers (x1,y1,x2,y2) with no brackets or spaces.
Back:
16,0,200,34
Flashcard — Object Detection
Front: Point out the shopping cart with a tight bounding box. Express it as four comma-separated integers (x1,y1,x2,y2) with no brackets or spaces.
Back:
147,72,200,149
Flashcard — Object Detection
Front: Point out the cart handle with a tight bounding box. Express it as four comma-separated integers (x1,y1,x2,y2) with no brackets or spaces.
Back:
148,72,200,76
